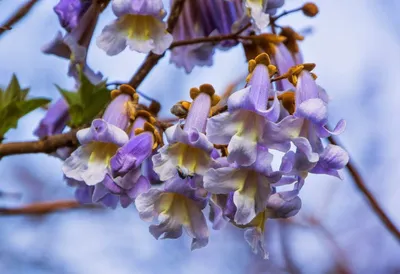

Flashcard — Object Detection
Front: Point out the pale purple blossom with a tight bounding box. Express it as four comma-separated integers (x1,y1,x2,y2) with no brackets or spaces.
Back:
62,94,131,186
43,1,103,84
207,59,303,166
136,177,209,250
34,98,69,138
97,0,172,55
54,0,92,32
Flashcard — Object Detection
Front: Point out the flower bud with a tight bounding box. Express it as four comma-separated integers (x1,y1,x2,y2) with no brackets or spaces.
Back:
302,2,319,17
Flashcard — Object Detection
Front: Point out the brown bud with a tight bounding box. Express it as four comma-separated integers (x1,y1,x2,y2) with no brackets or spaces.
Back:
149,101,161,115
280,91,296,114
170,101,190,118
302,3,319,17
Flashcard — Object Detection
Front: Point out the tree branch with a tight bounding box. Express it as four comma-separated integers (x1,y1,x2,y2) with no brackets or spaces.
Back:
128,0,187,88
0,0,41,37
0,200,98,216
0,130,78,158
328,136,400,242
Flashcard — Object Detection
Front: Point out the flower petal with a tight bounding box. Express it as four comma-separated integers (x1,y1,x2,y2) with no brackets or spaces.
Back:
110,132,153,177
315,119,346,138
292,137,319,163
206,111,240,145
112,0,165,17
244,227,268,259
127,175,151,199
152,145,179,181
77,119,129,146
135,188,163,221
261,115,303,152
267,191,302,218
183,199,209,250
149,215,184,239
62,145,91,182
227,134,257,166
204,167,242,194
96,21,127,56
310,144,349,179
296,98,328,125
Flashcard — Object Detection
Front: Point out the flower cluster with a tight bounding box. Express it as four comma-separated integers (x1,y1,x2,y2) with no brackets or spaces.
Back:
33,0,348,259
171,0,285,72
63,84,162,208
61,51,348,257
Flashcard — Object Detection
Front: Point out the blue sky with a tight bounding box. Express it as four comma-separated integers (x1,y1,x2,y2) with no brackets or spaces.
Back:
0,0,399,273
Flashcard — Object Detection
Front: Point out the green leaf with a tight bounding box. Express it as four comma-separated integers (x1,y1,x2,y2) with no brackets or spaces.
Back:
57,86,80,106
0,98,50,138
0,75,50,139
4,75,22,103
0,102,20,137
56,68,111,128
17,98,51,116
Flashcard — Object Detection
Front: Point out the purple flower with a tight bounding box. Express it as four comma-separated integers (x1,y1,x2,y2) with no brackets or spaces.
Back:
100,173,151,208
242,187,300,259
43,1,102,84
170,0,244,73
271,43,296,91
96,0,172,55
62,94,131,186
208,193,236,230
152,86,218,182
110,131,154,177
135,177,209,250
54,0,92,32
266,188,302,218
291,70,346,163
280,27,305,66
244,0,270,31
34,98,70,138
207,54,303,166
204,152,281,225
67,178,120,208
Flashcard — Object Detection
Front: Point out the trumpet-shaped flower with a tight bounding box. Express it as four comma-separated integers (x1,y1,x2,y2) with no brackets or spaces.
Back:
43,1,103,84
242,186,301,259
153,86,218,182
97,0,172,55
170,0,243,73
54,0,92,32
67,178,120,208
136,177,209,250
100,173,151,208
204,151,281,225
207,54,303,166
34,98,70,138
62,94,131,186
291,69,346,163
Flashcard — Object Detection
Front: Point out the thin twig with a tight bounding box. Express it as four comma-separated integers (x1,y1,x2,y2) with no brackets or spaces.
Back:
128,0,187,88
328,136,400,242
0,130,78,158
170,34,254,49
0,200,98,216
0,0,41,37
271,7,303,23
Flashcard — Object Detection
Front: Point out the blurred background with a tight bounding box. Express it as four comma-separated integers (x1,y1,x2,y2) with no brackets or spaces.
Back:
0,0,399,273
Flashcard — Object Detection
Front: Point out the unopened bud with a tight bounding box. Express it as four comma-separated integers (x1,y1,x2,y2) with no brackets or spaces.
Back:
302,3,319,17
149,101,161,115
